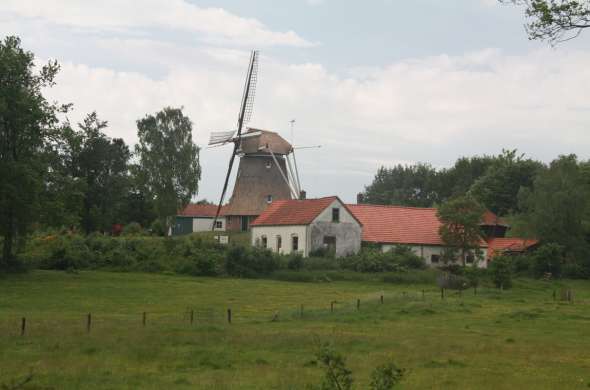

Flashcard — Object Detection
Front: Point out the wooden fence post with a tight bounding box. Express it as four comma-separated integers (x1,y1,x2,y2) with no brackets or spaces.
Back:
380,295,384,304
552,289,556,301
190,310,194,325
441,288,444,300
21,317,26,336
357,299,360,311
227,309,232,324
86,313,92,333
330,301,334,313
142,312,146,327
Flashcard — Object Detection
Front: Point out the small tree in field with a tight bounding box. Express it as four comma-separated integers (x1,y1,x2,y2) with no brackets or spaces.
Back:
437,196,485,266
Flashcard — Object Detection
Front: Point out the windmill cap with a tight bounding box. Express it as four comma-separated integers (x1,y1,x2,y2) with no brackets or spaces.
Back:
239,128,293,155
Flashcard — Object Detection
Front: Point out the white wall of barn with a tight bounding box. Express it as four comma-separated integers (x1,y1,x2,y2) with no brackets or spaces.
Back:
380,244,489,269
192,217,226,232
250,225,308,256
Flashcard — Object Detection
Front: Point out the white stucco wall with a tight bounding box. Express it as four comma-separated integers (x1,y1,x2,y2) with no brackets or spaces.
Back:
251,225,308,256
310,199,362,257
192,217,226,232
381,243,489,268
314,199,359,224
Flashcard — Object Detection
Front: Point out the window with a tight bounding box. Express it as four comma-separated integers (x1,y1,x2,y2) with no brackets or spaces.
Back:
215,221,223,229
323,236,336,252
261,235,267,249
276,235,282,253
292,235,299,251
266,194,273,204
332,208,340,223
265,160,272,169
466,254,474,264
431,254,440,264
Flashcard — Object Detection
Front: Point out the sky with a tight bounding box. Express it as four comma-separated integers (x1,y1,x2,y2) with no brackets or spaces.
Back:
2,0,590,203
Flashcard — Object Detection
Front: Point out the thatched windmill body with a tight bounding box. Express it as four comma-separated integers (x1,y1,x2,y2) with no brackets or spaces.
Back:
209,51,304,231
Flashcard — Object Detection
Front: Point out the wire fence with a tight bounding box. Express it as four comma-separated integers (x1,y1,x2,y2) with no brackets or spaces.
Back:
3,286,582,338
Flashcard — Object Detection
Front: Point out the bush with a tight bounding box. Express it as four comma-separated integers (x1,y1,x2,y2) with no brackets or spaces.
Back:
339,246,424,273
436,272,471,290
122,222,144,236
489,255,512,289
225,245,279,278
370,362,405,390
303,256,340,270
287,252,304,270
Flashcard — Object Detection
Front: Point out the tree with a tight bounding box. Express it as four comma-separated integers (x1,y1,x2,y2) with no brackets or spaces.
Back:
135,107,201,230
519,154,590,258
0,36,68,267
73,112,131,233
501,0,590,44
437,196,485,266
437,155,496,201
469,149,542,215
362,163,440,207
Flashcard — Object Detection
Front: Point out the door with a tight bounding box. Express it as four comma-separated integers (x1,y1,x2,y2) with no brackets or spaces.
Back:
241,216,249,232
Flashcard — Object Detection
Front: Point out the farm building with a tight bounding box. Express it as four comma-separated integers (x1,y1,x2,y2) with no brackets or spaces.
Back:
486,237,539,258
250,196,362,257
171,204,226,235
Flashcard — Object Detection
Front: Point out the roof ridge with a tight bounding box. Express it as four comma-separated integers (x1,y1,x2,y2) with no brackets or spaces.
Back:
347,203,438,211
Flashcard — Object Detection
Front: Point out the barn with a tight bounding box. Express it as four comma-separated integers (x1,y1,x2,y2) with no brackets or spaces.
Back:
171,204,226,236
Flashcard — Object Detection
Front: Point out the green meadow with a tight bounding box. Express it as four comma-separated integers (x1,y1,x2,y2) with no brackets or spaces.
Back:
1,271,589,389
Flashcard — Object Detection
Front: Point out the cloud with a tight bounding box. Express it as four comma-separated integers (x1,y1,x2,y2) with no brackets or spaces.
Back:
36,37,590,202
1,0,316,47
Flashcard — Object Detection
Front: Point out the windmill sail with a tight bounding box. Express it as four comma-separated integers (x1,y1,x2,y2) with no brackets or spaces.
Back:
212,50,259,230
208,131,236,146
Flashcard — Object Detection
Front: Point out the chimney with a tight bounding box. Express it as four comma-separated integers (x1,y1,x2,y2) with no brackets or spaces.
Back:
299,190,306,200
356,193,365,204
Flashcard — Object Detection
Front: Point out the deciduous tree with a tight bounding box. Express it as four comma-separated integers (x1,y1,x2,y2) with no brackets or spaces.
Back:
135,107,201,231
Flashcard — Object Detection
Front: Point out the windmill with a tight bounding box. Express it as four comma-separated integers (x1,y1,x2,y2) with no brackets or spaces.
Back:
209,51,304,232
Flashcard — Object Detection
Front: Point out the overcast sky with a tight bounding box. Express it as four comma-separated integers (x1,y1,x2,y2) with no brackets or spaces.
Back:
2,0,590,203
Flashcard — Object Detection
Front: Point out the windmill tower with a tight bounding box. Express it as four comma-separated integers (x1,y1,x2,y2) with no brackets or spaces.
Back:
209,51,303,232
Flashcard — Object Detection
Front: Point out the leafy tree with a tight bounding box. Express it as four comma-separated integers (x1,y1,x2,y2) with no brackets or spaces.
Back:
438,156,495,201
135,107,201,230
469,149,542,215
489,255,513,288
501,0,590,44
437,196,485,266
0,36,69,267
519,154,590,259
362,163,439,207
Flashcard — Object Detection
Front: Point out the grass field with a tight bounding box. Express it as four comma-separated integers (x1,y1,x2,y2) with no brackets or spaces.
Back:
1,271,589,389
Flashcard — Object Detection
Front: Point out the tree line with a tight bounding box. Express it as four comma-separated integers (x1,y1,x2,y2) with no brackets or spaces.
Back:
0,36,201,269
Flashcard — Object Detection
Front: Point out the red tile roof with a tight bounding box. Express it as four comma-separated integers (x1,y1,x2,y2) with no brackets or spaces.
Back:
347,204,446,246
481,210,508,226
487,238,539,258
178,204,227,217
251,196,360,227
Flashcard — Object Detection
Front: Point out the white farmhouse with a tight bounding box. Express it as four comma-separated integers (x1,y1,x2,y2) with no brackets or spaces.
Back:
250,196,362,257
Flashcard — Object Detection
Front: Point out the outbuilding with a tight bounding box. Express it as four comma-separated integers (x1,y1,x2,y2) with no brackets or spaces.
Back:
172,204,226,235
250,196,362,257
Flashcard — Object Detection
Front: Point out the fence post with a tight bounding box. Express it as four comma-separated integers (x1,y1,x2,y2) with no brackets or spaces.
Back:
330,301,334,313
142,312,146,327
357,299,360,311
441,288,444,300
380,295,384,304
552,289,556,301
227,309,232,324
190,310,194,325
86,313,92,333
21,317,26,336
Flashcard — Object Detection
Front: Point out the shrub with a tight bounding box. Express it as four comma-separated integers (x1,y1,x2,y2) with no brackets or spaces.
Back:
315,343,353,390
339,247,424,273
389,245,426,269
370,362,405,390
122,222,144,236
436,272,471,290
489,255,513,289
225,245,279,278
303,256,340,270
287,252,304,270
